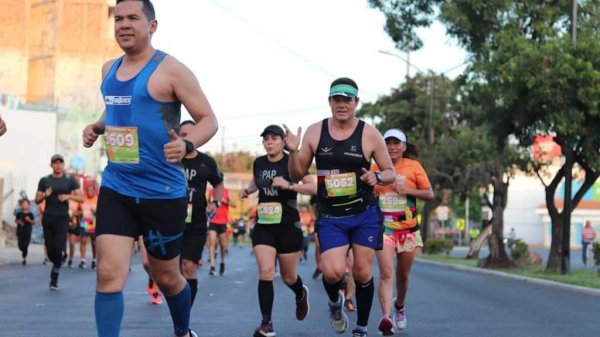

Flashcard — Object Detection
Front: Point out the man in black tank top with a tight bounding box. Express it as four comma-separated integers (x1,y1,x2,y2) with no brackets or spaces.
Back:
284,77,396,337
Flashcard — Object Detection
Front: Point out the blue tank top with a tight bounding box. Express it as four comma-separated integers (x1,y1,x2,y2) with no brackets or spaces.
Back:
100,50,186,199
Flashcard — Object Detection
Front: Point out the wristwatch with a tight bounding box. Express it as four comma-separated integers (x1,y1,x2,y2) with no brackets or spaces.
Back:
212,200,221,207
375,172,382,184
183,139,195,155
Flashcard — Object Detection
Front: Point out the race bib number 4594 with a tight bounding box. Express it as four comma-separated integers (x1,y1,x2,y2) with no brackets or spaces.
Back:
105,126,139,164
325,172,357,197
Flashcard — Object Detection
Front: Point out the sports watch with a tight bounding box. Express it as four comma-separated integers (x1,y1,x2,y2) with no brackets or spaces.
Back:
183,139,195,155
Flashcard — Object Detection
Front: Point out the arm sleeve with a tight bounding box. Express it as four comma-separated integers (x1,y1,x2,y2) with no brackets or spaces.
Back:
207,157,224,186
413,162,431,189
37,178,46,192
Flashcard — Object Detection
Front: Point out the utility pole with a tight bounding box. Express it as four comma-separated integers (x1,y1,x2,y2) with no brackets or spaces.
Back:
561,0,578,275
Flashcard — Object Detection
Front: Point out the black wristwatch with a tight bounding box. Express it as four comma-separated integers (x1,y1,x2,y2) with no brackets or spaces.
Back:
212,200,221,207
183,139,195,155
375,172,383,184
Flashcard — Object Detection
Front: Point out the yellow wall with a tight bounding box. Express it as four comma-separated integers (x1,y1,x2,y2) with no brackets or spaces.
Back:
0,0,121,109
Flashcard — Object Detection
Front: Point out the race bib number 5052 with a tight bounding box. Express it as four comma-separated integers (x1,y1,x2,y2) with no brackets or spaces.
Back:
325,172,357,197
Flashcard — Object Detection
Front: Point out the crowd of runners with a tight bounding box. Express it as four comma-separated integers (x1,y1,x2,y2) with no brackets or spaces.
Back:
2,1,435,336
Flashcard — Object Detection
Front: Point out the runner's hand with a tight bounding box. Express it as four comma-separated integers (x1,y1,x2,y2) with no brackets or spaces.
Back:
164,129,186,163
82,122,104,148
206,202,217,214
283,124,301,153
271,176,290,189
360,168,377,186
58,194,70,202
45,187,53,197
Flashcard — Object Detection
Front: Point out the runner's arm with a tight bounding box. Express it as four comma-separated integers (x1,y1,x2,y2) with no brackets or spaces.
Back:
368,126,396,185
171,62,218,148
285,124,316,182
290,175,317,196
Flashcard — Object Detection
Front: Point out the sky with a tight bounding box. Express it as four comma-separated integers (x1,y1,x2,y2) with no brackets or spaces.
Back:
150,0,467,155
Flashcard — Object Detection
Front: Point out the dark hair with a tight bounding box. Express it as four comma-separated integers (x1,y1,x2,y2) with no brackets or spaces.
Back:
404,142,420,159
116,0,156,21
180,120,196,127
330,77,358,91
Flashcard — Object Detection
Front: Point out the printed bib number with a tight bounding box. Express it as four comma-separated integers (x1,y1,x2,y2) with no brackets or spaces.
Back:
378,192,407,213
325,172,357,197
185,204,193,223
257,202,283,225
105,126,139,163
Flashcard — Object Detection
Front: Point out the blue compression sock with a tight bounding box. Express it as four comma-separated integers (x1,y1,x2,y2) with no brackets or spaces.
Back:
95,291,124,337
165,283,192,336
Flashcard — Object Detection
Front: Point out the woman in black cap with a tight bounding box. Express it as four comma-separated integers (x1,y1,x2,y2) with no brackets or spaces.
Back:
242,124,316,337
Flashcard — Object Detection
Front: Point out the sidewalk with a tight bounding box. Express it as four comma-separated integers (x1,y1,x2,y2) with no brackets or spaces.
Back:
0,243,46,266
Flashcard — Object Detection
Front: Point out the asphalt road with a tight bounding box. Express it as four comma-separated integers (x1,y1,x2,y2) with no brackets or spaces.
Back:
1,244,599,337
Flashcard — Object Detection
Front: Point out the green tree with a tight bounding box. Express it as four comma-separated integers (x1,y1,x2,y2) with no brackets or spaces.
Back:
369,0,600,272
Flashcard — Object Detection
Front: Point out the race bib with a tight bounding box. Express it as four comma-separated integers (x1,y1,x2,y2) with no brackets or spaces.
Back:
185,203,193,223
105,126,139,164
378,192,407,213
257,202,283,225
325,172,357,197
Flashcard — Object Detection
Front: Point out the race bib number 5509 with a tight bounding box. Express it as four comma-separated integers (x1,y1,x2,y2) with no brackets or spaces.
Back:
105,126,139,164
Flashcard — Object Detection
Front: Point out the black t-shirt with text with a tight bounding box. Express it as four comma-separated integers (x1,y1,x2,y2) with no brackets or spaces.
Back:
253,154,299,225
37,174,80,215
182,151,223,232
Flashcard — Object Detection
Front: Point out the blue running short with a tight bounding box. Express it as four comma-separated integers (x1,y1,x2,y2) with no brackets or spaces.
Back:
316,205,383,253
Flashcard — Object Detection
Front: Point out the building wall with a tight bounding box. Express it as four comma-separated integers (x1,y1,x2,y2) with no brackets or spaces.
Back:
0,108,58,224
503,173,546,246
0,0,120,109
0,1,29,98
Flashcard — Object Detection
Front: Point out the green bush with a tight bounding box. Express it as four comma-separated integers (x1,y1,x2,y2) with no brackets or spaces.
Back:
424,238,454,255
593,242,600,268
510,239,529,261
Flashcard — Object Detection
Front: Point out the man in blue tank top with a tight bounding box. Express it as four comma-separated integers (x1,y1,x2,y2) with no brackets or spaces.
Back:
285,77,396,337
82,1,217,337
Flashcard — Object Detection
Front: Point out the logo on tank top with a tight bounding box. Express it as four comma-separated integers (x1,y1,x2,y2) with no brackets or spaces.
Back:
104,96,132,105
319,146,333,155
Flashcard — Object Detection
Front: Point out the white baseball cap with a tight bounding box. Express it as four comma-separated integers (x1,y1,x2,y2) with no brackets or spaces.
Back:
383,129,407,142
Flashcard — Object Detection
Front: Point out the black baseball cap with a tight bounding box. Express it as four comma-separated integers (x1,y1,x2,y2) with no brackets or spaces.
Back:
50,154,64,163
260,125,284,137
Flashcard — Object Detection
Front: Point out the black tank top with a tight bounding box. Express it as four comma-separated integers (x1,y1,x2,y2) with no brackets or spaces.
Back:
315,119,375,217
253,154,300,225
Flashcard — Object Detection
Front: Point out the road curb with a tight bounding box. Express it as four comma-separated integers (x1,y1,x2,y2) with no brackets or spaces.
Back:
415,257,600,297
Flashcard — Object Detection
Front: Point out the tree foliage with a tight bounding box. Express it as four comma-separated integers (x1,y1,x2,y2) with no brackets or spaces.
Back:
370,0,600,272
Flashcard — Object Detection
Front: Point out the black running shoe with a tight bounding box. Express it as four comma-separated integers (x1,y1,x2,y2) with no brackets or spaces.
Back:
219,263,225,276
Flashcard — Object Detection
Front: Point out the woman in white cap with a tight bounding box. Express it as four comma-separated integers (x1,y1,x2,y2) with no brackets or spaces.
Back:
372,129,434,335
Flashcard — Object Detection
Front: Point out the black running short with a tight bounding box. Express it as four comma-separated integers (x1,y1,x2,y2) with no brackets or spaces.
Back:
208,223,227,235
96,187,187,260
251,222,303,254
181,230,207,263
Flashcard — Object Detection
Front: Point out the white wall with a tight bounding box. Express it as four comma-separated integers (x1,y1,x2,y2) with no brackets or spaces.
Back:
0,107,57,223
503,173,546,246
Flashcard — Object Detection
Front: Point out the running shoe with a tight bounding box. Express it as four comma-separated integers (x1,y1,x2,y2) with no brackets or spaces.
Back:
91,260,96,269
67,259,73,268
377,314,394,336
43,257,49,265
209,266,216,276
151,292,163,305
253,320,275,337
311,268,322,280
49,282,59,291
394,305,407,331
22,259,26,266
351,328,368,337
329,292,349,334
296,285,310,320
189,330,198,337
49,271,59,291
78,261,86,269
219,263,225,276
